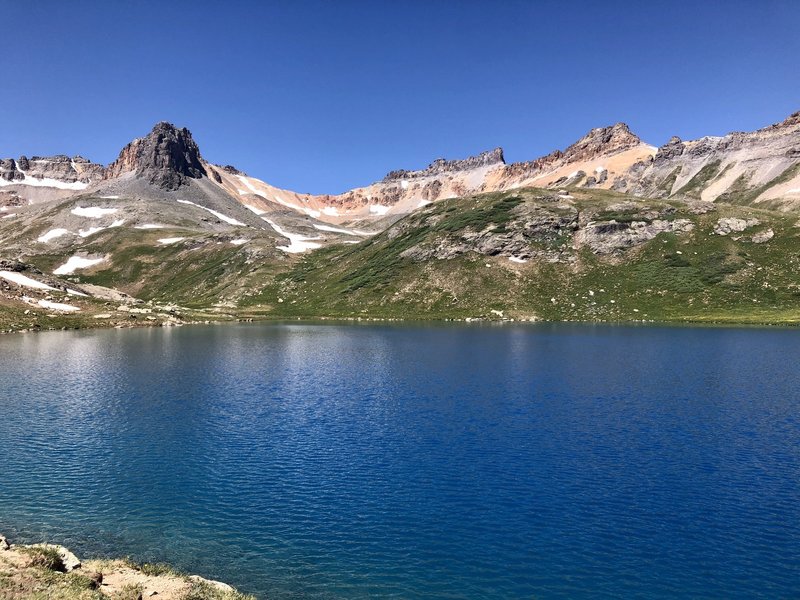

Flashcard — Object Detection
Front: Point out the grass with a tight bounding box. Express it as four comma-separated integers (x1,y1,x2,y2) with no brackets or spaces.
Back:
19,546,65,572
182,579,255,600
6,185,800,329
239,187,800,325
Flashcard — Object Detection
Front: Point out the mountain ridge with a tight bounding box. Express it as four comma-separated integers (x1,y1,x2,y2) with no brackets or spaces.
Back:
2,111,799,224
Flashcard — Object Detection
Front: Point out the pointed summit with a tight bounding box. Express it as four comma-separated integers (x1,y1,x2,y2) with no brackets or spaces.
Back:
105,122,207,190
562,123,643,162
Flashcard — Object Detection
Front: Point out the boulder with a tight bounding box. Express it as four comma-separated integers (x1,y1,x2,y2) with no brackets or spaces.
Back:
752,228,775,243
714,217,760,235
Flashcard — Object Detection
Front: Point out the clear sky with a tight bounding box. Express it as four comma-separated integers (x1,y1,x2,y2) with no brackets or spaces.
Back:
3,0,799,194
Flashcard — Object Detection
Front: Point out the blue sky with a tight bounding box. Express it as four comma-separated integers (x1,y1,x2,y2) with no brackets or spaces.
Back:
3,0,799,194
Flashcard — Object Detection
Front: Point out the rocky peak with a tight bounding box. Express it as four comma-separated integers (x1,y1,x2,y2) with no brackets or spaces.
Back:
383,147,505,181
776,110,800,129
562,123,643,162
105,122,206,190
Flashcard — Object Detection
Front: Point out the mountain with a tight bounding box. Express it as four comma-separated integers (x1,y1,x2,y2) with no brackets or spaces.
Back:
1,111,799,331
618,111,800,209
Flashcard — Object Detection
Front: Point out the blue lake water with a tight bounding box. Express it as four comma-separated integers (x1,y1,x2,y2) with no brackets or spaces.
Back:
0,323,799,598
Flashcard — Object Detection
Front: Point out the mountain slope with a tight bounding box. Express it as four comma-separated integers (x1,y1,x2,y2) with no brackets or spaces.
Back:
618,111,800,209
2,112,800,330
246,187,800,324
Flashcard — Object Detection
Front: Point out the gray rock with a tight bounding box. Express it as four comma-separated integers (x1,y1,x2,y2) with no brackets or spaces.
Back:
383,148,505,182
752,228,774,243
575,219,694,254
714,217,760,235
105,122,207,190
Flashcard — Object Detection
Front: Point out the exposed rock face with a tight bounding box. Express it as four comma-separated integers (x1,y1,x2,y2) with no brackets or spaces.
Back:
399,202,579,262
105,122,206,190
383,148,505,181
0,155,103,185
499,123,644,182
575,219,694,255
623,112,800,205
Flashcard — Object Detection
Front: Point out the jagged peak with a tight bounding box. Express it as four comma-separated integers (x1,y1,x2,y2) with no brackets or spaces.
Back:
383,147,505,181
776,110,800,128
568,122,642,152
105,121,206,191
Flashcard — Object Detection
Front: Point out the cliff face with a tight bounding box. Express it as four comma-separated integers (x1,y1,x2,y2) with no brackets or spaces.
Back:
493,123,650,186
105,122,207,190
0,155,104,186
617,112,800,206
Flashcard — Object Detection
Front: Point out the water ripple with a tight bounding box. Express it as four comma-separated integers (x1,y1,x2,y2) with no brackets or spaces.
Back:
0,323,799,598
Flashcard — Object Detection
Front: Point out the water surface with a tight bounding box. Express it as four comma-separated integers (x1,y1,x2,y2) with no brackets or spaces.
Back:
1,323,798,598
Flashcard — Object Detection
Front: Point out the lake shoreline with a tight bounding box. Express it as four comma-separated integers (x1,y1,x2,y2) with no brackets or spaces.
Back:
0,532,252,599
1,310,799,336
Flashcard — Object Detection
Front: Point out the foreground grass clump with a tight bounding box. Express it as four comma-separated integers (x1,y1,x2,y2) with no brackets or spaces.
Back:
183,579,255,600
19,546,66,572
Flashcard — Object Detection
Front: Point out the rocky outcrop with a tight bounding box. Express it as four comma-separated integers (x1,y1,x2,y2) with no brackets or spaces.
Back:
623,111,800,204
383,148,505,181
575,219,694,255
752,228,774,243
399,202,578,262
499,123,643,182
105,122,207,190
0,155,103,185
713,217,760,235
0,533,250,599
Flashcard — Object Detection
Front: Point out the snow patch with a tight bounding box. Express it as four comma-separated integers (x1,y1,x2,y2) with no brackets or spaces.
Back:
37,228,71,243
322,207,340,216
158,237,186,245
244,205,266,215
0,271,56,290
369,205,390,215
2,213,16,219
176,199,246,226
37,299,80,312
78,219,124,238
230,239,248,245
400,180,409,190
71,206,118,218
313,224,364,236
417,199,432,208
134,224,165,229
99,195,120,199
53,256,106,275
508,256,528,264
238,175,261,195
0,175,88,190
263,219,322,253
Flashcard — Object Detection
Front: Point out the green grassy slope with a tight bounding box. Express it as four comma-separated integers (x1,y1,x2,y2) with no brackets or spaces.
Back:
239,188,800,325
